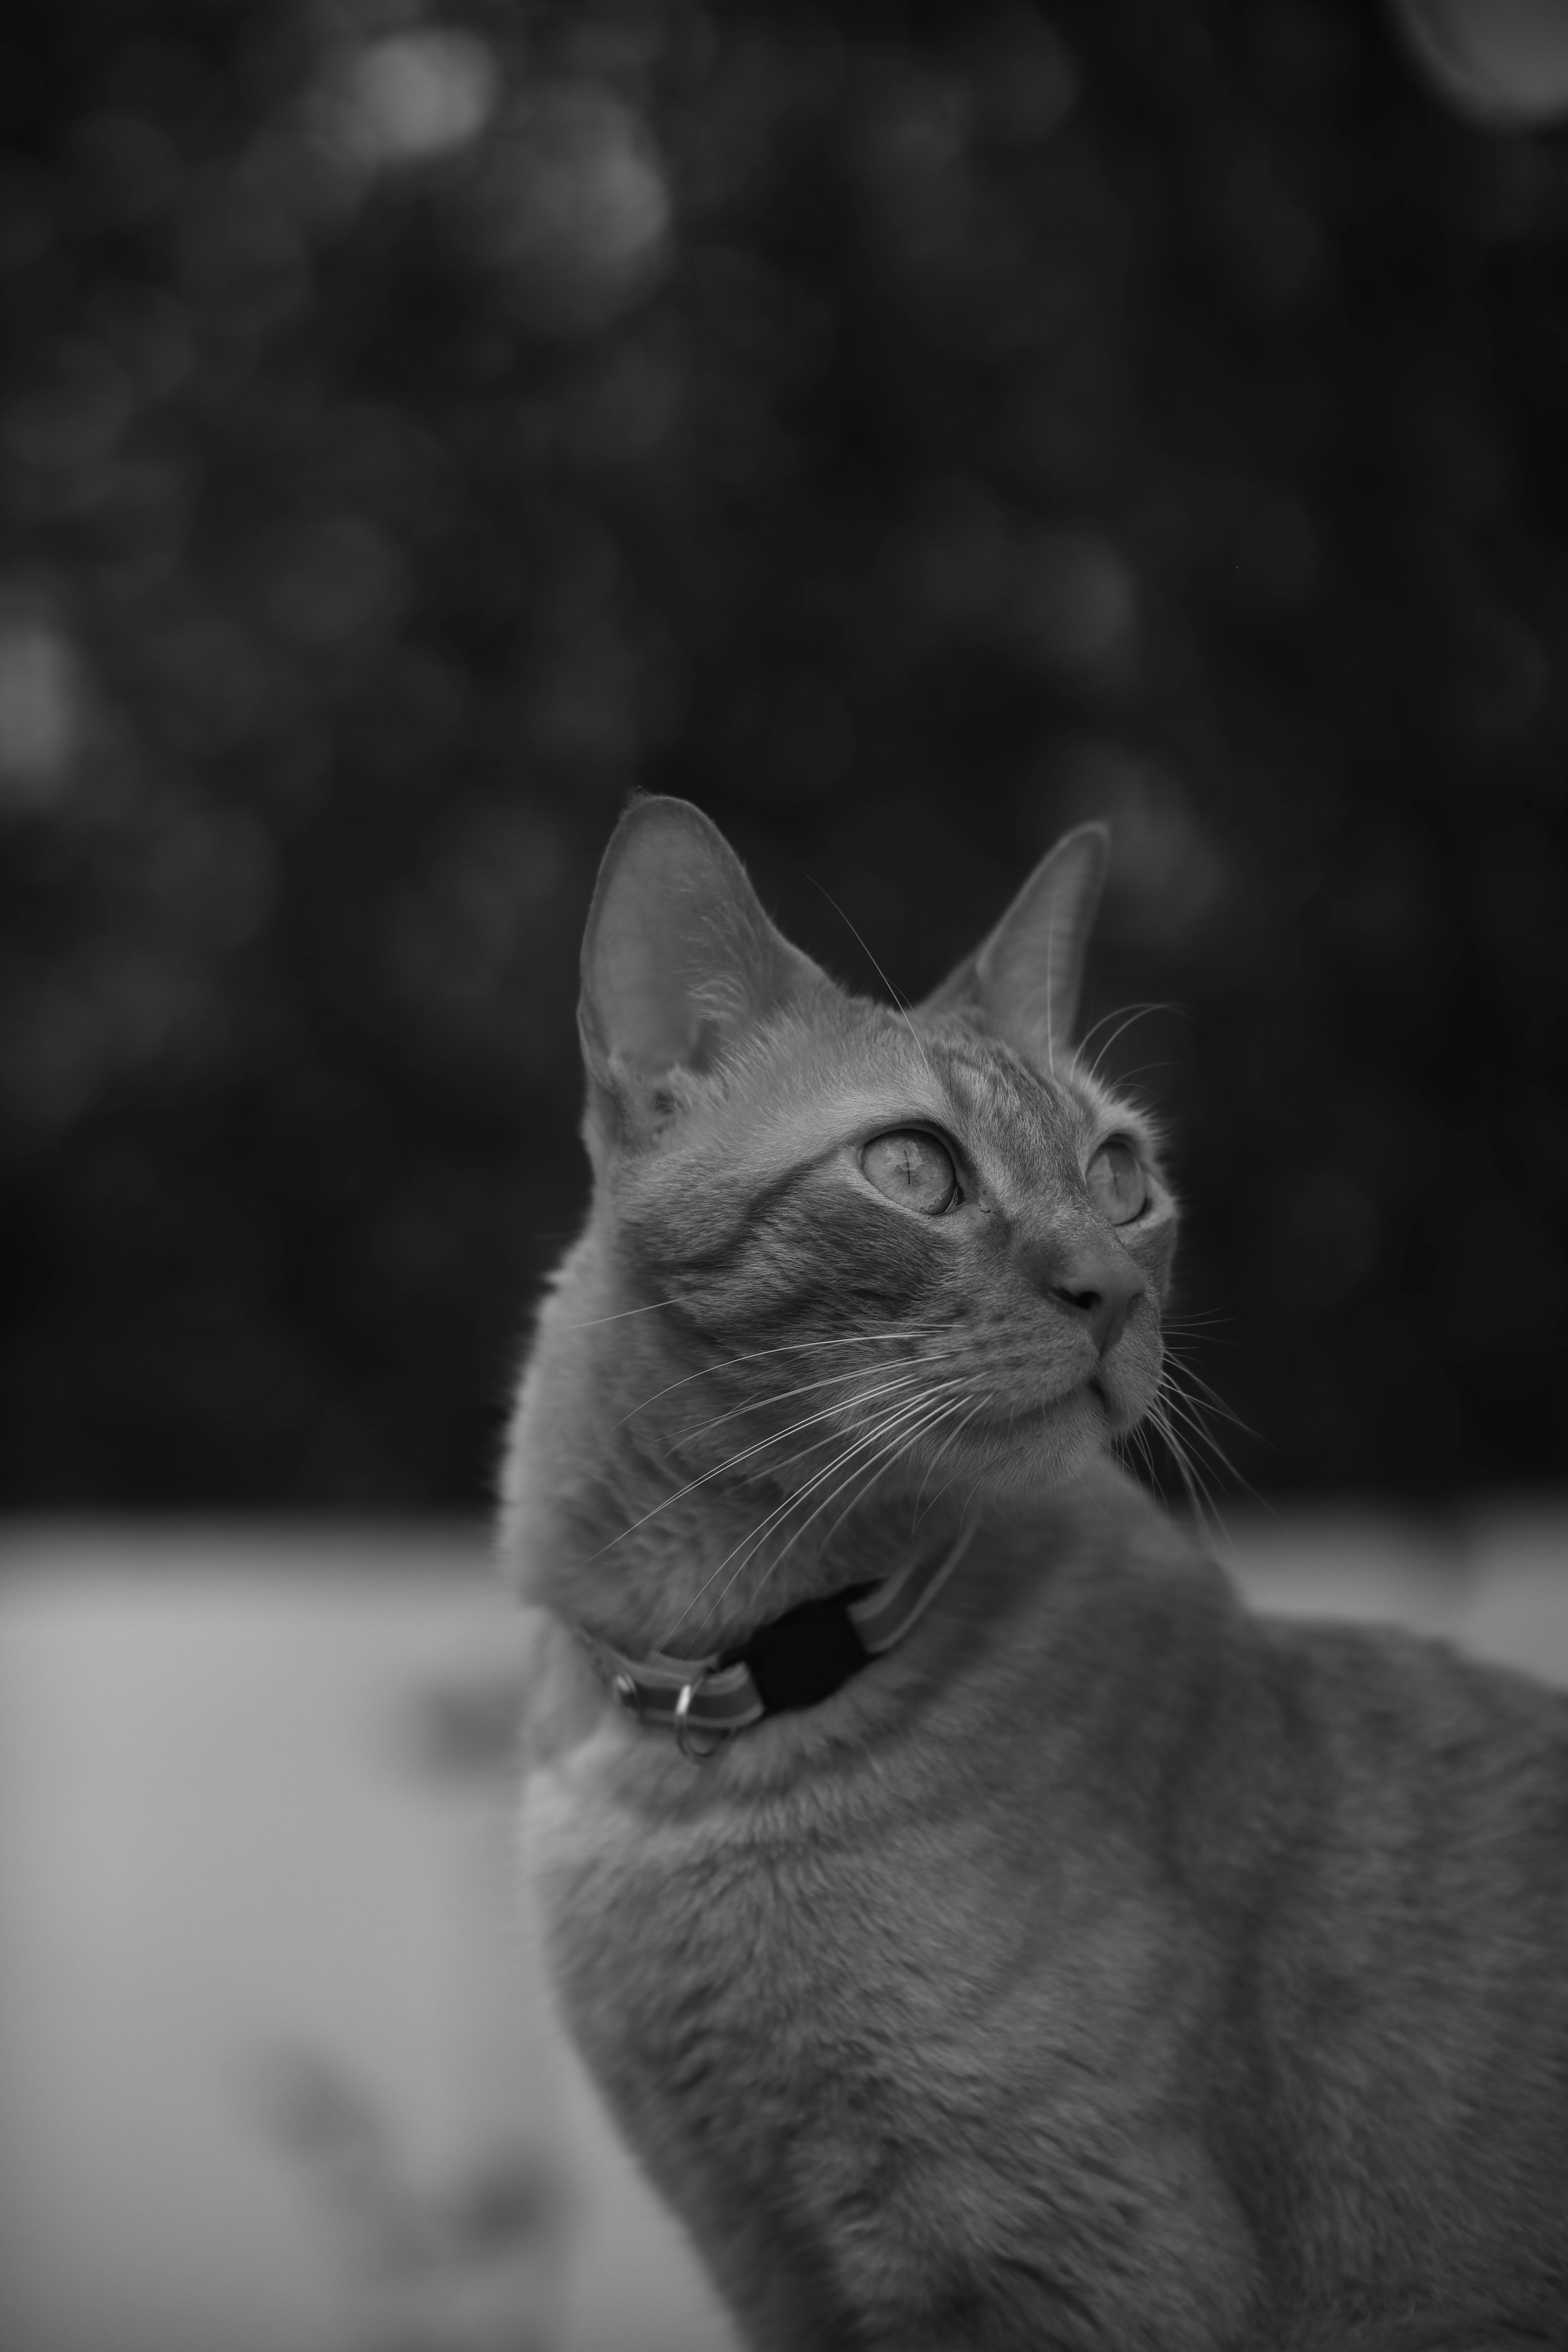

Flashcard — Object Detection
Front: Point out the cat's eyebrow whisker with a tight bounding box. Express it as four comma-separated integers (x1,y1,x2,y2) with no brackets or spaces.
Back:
1074,1000,1183,1087
617,1327,954,1426
556,1296,696,1333
1075,999,1175,1058
669,1384,967,1650
1044,898,1059,1072
807,875,942,1091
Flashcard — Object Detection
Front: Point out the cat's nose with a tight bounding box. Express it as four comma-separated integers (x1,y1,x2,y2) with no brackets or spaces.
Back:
1045,1247,1146,1356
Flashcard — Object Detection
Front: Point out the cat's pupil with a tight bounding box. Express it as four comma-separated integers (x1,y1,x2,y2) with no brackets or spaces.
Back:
862,1131,957,1214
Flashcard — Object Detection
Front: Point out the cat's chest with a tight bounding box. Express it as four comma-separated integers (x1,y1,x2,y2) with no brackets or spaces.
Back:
526,1733,1257,2349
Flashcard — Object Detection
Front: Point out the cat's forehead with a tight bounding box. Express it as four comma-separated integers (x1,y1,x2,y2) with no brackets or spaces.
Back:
714,1000,1134,1171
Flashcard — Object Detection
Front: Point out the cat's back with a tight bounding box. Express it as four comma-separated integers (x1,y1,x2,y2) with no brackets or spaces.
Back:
1255,1604,1568,1992
1203,1606,1568,2318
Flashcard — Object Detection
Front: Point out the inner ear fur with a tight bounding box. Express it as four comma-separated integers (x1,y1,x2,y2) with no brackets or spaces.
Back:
920,822,1109,1067
579,795,826,1148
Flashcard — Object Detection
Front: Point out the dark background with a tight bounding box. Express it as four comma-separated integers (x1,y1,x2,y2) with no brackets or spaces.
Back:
2,0,1565,1513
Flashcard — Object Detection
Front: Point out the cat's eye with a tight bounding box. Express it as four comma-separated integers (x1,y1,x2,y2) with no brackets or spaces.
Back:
1086,1140,1147,1225
861,1131,958,1215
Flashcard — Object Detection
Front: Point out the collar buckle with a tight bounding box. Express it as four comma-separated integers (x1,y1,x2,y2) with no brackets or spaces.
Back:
579,1522,976,1759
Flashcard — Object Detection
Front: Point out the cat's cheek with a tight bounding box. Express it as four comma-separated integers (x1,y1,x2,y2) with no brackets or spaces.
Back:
1123,1213,1178,1304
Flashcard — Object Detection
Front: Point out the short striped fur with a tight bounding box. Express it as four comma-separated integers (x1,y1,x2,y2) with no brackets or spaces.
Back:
502,798,1568,2351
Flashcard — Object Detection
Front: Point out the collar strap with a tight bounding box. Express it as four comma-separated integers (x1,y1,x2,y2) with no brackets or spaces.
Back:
578,1523,975,1759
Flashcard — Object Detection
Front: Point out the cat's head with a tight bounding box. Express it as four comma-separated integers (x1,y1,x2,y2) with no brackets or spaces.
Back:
570,796,1176,1534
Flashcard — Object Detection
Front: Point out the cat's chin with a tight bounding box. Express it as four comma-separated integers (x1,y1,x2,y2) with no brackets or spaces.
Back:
960,1381,1107,1489
964,1374,1158,1498
978,1374,1127,1439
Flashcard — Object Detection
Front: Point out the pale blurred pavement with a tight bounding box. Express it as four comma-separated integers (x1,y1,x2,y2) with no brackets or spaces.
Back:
0,1512,1563,2352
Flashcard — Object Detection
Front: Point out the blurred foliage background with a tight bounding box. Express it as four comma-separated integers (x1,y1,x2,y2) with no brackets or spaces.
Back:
2,0,1566,1511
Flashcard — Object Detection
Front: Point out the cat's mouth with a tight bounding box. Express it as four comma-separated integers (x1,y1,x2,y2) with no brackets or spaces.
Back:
973,1379,1098,1435
974,1374,1139,1442
1087,1372,1142,1434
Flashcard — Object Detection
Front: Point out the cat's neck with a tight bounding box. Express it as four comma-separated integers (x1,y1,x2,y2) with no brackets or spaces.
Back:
555,1417,971,1660
503,1227,1140,1663
503,1245,981,1657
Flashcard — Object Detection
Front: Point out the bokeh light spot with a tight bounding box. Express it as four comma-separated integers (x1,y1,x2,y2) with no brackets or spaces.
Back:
0,620,83,804
330,31,499,171
468,86,671,331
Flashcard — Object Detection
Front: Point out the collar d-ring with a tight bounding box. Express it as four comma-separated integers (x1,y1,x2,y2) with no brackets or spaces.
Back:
674,1671,731,1763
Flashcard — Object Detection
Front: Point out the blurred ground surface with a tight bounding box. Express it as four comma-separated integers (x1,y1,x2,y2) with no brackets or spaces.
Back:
0,1510,1565,2352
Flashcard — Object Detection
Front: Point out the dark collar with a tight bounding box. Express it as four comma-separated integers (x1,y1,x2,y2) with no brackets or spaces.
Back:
577,1523,975,1759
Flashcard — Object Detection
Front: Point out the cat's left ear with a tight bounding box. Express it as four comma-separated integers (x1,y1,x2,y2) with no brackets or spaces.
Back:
920,823,1109,1067
579,795,827,1153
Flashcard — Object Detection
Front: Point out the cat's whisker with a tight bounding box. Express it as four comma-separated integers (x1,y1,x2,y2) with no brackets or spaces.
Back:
1074,998,1178,1060
1115,1414,1155,1488
726,1382,969,1586
809,1394,973,1560
1074,1000,1184,1089
1045,900,1059,1071
673,1347,964,1452
1143,1391,1232,1548
600,1366,956,1558
621,1331,949,1429
617,1327,955,1427
699,1372,965,1503
1159,1351,1255,1437
725,1372,965,1492
686,1393,969,1649
911,1398,988,1526
807,876,942,1091
1143,1405,1211,1534
556,1296,697,1333
789,1391,971,1563
664,1433,882,1653
1156,1365,1262,1499
911,1394,984,1514
671,1384,968,1650
658,1378,969,1638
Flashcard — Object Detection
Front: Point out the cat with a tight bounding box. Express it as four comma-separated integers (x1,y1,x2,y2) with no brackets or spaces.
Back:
500,794,1568,2351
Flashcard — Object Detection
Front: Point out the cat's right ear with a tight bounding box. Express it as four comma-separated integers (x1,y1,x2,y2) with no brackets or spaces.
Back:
918,822,1109,1069
579,796,825,1156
